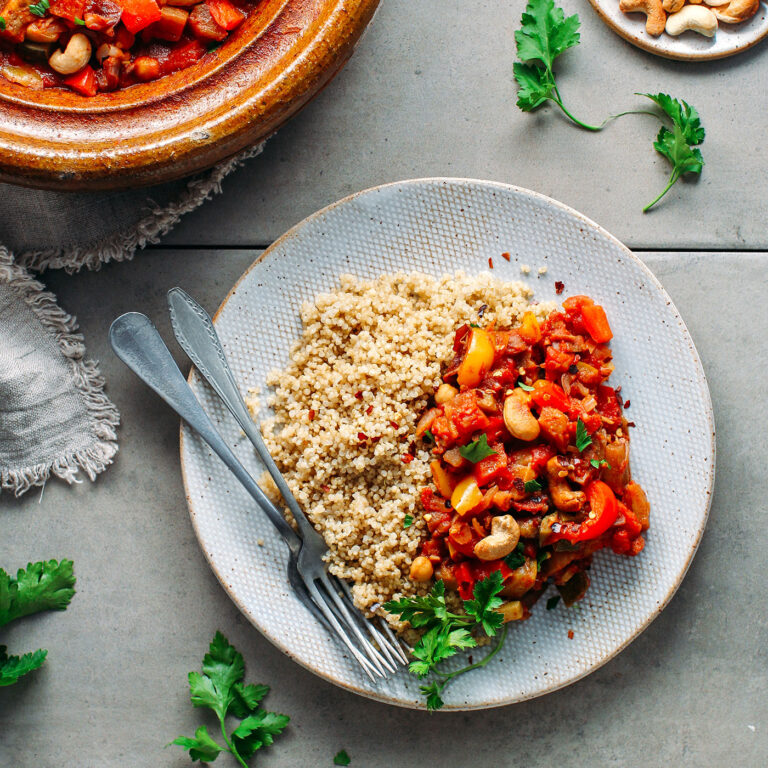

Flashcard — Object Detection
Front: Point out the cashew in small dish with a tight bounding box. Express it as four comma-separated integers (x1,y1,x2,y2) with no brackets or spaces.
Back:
665,5,718,35
701,0,731,6
619,0,667,35
545,456,586,513
498,600,525,623
409,556,434,582
662,0,685,12
503,388,540,442
48,33,91,75
473,515,520,561
710,0,758,23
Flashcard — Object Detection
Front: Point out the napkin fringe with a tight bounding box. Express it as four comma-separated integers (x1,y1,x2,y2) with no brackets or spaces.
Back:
0,248,120,496
17,141,266,275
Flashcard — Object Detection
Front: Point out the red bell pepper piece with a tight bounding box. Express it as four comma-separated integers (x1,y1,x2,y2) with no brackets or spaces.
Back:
454,562,475,600
63,65,97,96
159,39,206,75
531,379,571,413
49,0,87,22
206,0,244,30
546,481,619,544
473,443,507,486
118,0,161,33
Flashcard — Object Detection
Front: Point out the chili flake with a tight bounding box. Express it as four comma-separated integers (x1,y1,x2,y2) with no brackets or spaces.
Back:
501,252,511,261
554,281,565,294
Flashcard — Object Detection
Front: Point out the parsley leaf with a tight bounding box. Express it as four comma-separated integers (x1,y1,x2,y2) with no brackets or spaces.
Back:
334,750,351,766
641,93,705,212
172,632,289,765
0,646,47,687
422,428,435,443
28,0,49,16
513,0,603,131
537,550,551,571
385,574,508,711
516,379,534,392
0,559,76,627
575,418,592,452
0,16,6,29
504,542,526,570
524,478,543,493
459,434,496,463
546,595,561,610
74,16,85,24
590,458,610,469
404,514,414,528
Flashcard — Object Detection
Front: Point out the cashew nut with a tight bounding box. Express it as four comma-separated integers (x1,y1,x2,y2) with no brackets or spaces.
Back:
545,456,586,513
473,515,520,561
710,0,758,22
498,601,524,623
619,0,667,35
701,0,731,6
665,5,718,35
409,556,434,582
662,0,684,12
48,33,91,75
503,388,540,442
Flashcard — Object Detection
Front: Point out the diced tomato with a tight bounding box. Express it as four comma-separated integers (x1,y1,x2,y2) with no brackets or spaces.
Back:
83,0,121,29
582,303,613,344
531,379,571,413
483,415,508,444
538,406,570,452
543,345,576,380
454,562,475,600
443,390,489,443
141,4,187,41
49,0,87,23
63,64,97,96
470,559,513,585
118,0,161,33
420,538,444,561
206,0,244,30
114,25,135,47
159,38,206,75
473,443,507,486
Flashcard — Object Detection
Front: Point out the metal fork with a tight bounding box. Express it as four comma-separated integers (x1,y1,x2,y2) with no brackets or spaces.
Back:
166,288,409,670
109,312,403,679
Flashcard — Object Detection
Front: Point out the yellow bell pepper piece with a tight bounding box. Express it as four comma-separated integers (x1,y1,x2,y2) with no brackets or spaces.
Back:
518,311,542,344
451,475,483,517
430,459,456,500
456,328,494,388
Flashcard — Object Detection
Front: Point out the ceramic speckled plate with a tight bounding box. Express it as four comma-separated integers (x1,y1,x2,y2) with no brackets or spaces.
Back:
589,0,768,60
179,178,715,710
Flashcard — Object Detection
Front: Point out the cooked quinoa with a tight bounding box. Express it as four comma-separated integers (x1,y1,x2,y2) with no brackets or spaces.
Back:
250,271,553,616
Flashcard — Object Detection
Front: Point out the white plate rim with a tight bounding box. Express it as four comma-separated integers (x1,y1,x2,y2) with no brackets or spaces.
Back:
179,177,716,710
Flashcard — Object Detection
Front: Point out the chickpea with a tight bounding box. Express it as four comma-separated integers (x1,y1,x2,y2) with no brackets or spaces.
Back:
434,383,458,405
409,556,434,582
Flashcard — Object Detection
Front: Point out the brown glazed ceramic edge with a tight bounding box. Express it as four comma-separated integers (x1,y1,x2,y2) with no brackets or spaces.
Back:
0,0,380,190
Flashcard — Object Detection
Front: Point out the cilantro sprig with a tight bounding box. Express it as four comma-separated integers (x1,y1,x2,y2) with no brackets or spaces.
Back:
459,434,496,463
171,632,289,766
513,0,604,131
0,559,76,687
28,0,49,17
384,573,508,710
0,15,6,30
641,93,705,212
334,750,351,766
575,418,592,452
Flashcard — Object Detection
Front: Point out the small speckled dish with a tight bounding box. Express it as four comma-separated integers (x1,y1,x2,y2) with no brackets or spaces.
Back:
589,0,768,59
179,178,715,710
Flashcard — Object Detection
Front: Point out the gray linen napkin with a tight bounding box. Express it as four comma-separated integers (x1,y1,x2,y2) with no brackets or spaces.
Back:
0,142,264,496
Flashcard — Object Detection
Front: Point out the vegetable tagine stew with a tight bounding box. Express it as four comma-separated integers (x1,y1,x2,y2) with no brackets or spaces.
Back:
409,294,650,621
0,0,258,95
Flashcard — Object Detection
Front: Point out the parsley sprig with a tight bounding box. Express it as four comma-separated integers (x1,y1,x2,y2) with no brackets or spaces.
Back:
641,93,705,212
28,0,49,17
0,559,76,687
575,418,592,452
171,632,289,766
384,573,508,710
0,16,6,30
459,434,496,463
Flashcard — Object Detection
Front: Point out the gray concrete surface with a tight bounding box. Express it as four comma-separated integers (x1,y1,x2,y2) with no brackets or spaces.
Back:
165,0,768,250
0,249,765,767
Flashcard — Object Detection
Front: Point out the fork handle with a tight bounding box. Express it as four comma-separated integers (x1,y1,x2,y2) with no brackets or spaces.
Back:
109,312,301,552
167,288,324,546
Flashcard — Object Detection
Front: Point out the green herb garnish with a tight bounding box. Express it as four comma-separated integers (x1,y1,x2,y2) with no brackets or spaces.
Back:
536,550,551,571
524,477,543,493
334,750,351,766
207,41,223,52
0,16,6,30
384,573,508,711
170,632,289,766
74,16,85,24
459,434,497,463
575,418,592,452
504,542,526,570
516,380,534,392
641,93,705,212
0,559,76,687
546,595,561,610
28,0,49,17
423,429,435,444
404,514,414,528
590,458,610,469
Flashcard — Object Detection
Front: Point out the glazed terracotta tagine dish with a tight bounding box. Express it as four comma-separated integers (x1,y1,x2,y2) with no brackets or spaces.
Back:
0,0,379,190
